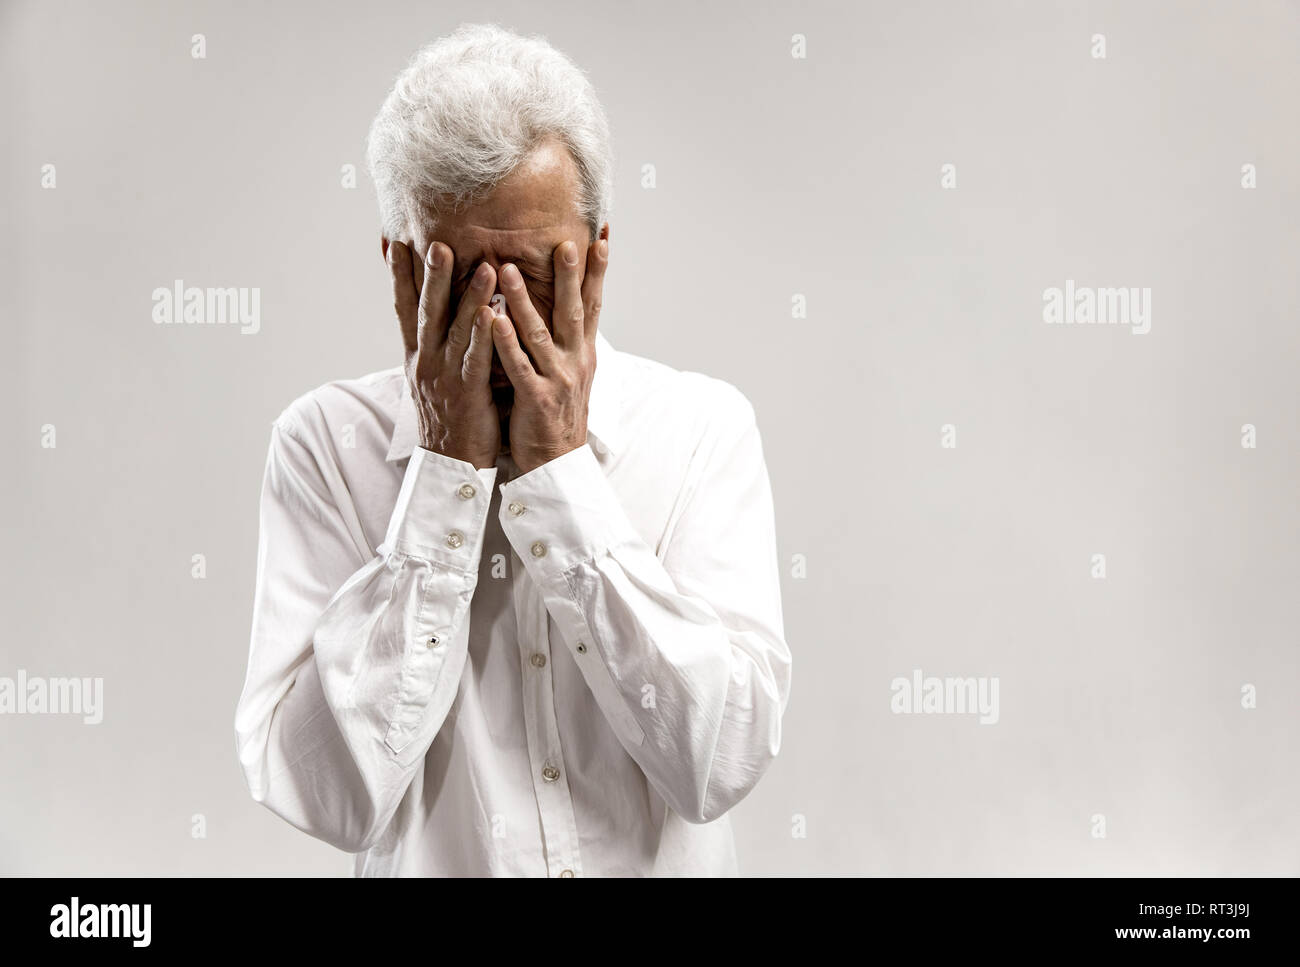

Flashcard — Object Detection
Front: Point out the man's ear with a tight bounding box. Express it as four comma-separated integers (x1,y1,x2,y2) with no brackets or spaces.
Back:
597,222,610,245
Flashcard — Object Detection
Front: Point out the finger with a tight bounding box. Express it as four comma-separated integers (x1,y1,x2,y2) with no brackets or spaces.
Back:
462,306,496,386
412,246,425,297
499,262,557,375
416,241,452,364
552,240,583,350
448,260,497,357
491,310,539,389
580,234,609,346
389,241,418,355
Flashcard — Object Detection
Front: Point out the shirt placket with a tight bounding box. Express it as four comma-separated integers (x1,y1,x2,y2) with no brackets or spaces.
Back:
507,494,584,878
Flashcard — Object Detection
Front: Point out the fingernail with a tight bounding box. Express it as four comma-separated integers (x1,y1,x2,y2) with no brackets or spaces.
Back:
598,238,608,258
493,316,510,334
426,242,441,268
563,242,578,265
502,263,520,285
474,262,491,286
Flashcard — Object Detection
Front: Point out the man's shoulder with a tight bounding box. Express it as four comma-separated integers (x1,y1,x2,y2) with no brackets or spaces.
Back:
270,365,405,447
614,343,756,442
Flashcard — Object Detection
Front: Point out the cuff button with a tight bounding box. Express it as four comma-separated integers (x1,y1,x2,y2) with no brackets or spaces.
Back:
446,531,465,548
508,501,526,516
530,541,547,558
457,483,476,500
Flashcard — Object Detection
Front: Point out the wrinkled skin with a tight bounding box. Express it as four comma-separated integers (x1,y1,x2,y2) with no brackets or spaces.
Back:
381,137,610,472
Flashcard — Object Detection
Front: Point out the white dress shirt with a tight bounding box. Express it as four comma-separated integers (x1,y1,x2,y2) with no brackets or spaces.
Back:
234,329,792,876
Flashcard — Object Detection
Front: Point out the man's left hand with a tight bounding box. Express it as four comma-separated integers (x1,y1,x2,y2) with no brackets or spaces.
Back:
491,235,609,474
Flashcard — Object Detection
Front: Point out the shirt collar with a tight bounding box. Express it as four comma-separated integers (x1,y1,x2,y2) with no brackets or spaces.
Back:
386,328,625,463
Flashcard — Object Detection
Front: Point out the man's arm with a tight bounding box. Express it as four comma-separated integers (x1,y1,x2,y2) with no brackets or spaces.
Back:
234,418,496,852
235,237,501,853
498,382,792,824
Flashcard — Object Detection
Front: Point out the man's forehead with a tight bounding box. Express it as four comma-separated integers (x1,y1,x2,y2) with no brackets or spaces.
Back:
410,138,586,268
410,209,561,266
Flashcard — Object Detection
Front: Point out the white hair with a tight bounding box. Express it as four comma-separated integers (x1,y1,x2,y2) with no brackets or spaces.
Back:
365,22,613,243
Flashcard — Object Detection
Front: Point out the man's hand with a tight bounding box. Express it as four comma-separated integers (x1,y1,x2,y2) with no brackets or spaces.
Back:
491,236,609,474
390,239,500,469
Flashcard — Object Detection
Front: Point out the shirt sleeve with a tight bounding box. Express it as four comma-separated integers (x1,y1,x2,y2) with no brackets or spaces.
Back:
497,387,792,824
234,419,497,853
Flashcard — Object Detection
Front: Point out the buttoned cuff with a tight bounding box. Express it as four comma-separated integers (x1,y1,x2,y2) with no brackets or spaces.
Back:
382,447,499,574
497,444,636,579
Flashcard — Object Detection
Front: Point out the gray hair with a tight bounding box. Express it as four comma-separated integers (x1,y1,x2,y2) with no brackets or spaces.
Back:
365,22,613,244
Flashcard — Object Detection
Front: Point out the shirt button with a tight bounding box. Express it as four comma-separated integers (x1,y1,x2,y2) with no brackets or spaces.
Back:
457,483,476,500
559,869,574,878
446,531,464,549
508,501,526,516
531,541,547,558
427,635,441,648
542,765,560,782
530,653,547,668
576,642,587,654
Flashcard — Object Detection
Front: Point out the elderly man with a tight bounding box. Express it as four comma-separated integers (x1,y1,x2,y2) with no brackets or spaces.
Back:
234,22,791,876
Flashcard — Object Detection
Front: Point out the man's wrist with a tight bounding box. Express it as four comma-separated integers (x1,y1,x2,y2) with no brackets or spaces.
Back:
418,442,497,471
511,442,584,475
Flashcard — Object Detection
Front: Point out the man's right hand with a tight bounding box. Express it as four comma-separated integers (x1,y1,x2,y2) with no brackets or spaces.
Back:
389,239,501,469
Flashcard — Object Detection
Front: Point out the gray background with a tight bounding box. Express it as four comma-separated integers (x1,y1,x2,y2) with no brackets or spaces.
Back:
3,0,1297,875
